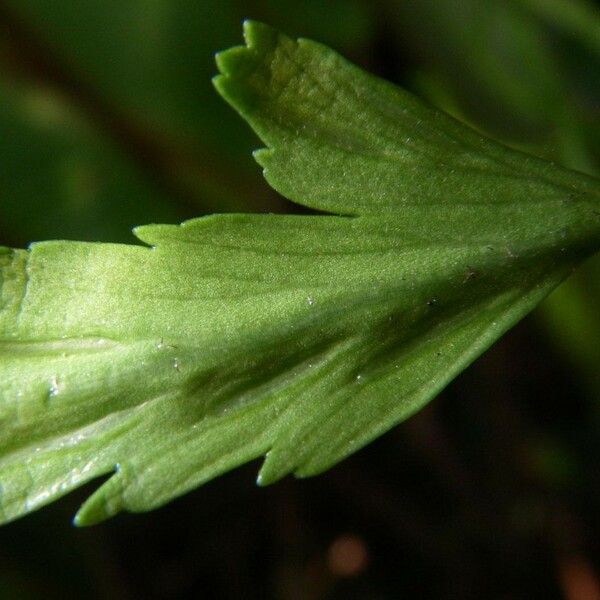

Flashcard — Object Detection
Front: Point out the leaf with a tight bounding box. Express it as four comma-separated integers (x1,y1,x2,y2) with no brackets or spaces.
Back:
1,21,600,526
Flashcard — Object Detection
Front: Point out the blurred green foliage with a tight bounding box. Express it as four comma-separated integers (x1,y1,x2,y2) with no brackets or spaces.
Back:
0,0,372,243
1,1,600,598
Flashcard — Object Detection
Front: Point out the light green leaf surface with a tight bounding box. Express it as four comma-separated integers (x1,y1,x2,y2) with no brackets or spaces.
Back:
1,21,600,526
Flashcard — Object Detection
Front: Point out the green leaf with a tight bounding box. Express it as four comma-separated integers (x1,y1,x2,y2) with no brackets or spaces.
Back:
1,21,600,526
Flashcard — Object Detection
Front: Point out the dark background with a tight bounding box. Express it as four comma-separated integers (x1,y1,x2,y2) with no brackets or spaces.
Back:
1,1,600,598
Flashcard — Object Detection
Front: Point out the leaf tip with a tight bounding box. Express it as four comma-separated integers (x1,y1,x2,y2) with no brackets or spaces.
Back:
252,147,273,169
213,20,287,115
73,469,125,527
241,19,278,50
131,223,155,247
214,20,277,79
256,450,291,487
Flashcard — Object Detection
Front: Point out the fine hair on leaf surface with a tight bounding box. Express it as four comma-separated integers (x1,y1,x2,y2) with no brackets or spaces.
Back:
1,20,599,526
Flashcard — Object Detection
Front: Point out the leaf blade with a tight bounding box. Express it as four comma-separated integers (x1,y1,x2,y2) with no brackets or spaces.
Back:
1,21,600,526
213,21,600,219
